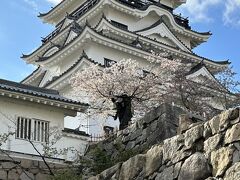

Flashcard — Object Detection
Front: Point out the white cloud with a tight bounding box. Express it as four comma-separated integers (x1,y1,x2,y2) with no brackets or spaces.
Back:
23,0,39,12
223,0,240,26
46,0,62,5
176,0,221,23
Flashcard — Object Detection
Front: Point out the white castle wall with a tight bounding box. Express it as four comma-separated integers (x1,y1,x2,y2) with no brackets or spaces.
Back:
0,96,88,161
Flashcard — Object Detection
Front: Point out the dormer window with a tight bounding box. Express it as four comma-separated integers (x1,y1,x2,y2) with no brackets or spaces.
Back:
104,58,117,67
111,20,128,30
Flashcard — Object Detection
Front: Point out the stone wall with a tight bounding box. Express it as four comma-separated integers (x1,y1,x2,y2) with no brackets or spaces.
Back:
87,104,185,160
0,154,67,180
89,107,240,180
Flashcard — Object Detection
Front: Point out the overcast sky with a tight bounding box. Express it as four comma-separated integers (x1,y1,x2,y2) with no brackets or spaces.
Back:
0,0,239,82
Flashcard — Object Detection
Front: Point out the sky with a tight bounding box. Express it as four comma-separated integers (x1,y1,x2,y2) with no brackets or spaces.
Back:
0,0,239,82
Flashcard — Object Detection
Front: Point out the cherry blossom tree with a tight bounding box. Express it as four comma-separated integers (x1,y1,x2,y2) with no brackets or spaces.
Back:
71,53,183,130
71,54,240,129
216,66,240,109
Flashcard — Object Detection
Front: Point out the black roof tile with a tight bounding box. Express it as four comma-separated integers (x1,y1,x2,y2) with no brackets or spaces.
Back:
0,79,88,106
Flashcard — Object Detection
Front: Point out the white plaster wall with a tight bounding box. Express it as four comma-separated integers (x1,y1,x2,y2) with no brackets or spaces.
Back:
60,84,119,136
106,8,160,32
56,133,89,160
85,41,149,67
147,34,176,47
0,96,87,160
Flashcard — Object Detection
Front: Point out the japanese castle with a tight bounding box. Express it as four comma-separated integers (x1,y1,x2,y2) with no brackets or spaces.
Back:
21,0,230,135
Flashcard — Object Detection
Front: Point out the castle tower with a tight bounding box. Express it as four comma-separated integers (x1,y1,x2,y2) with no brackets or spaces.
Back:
21,0,230,135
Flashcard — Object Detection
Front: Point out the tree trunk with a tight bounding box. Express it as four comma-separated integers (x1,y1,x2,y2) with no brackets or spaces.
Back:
112,95,133,130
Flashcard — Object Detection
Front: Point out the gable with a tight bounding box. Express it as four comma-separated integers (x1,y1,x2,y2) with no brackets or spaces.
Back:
186,66,227,92
59,18,74,31
64,30,79,46
137,22,190,51
45,57,94,89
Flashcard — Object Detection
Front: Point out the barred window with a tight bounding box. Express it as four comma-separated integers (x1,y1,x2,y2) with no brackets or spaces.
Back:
16,117,49,143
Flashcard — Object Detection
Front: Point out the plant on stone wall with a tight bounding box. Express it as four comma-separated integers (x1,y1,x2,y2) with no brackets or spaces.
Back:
48,170,82,180
90,147,113,174
113,140,140,163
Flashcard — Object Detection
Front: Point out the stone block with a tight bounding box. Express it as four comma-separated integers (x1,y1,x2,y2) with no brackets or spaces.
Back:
204,133,221,158
162,135,185,163
150,120,158,132
203,121,212,139
210,146,234,177
130,129,142,141
119,154,146,180
173,161,182,179
184,124,203,149
125,141,136,150
155,166,174,180
99,163,122,180
209,116,220,135
178,153,210,180
225,123,240,145
224,162,240,180
208,108,239,135
122,135,131,144
145,145,163,177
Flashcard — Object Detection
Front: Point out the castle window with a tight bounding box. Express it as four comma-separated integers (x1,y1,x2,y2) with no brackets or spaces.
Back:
111,20,128,30
16,117,49,143
104,58,117,67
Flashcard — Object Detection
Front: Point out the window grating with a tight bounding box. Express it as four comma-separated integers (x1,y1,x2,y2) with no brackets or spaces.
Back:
16,117,49,143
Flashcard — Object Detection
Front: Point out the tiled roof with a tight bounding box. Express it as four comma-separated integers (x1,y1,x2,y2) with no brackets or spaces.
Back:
63,128,90,137
20,66,40,83
24,0,211,60
0,79,88,106
38,0,66,17
33,21,229,69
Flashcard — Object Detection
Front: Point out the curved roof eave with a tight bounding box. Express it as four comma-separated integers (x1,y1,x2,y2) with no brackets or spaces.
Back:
44,53,104,88
33,23,229,73
39,0,210,44
21,23,72,63
21,66,41,84
38,0,70,24
38,0,67,18
0,78,89,109
94,17,229,68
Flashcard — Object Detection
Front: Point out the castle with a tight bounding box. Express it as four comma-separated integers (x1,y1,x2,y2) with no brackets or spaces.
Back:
21,0,230,135
0,0,234,179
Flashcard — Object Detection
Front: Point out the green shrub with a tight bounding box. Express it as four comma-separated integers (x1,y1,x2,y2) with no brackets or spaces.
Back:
49,170,82,180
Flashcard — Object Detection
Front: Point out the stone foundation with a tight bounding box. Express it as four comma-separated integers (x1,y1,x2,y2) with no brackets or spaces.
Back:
89,108,240,180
